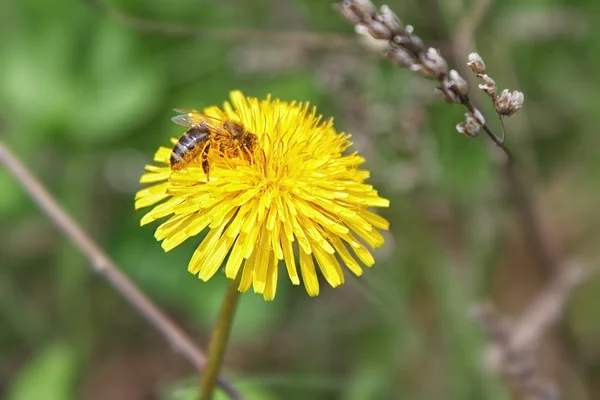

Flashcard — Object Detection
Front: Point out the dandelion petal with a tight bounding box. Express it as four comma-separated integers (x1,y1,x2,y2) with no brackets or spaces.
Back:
135,91,390,300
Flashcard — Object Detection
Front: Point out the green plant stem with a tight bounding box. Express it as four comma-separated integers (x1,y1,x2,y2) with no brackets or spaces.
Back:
200,276,242,400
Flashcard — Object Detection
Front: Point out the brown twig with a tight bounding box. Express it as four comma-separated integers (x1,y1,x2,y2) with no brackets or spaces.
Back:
447,1,591,397
447,0,558,280
461,96,514,159
473,265,587,400
335,1,588,398
0,142,242,400
335,1,513,160
474,304,559,400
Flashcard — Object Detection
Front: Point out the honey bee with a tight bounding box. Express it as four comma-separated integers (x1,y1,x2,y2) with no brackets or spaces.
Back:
169,109,258,177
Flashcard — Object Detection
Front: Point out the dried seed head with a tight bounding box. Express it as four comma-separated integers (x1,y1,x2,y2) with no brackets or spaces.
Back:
434,85,460,104
456,112,483,137
495,89,524,116
407,34,426,55
456,121,479,137
410,63,439,78
478,74,497,97
352,0,376,17
472,108,486,125
354,23,370,36
448,69,468,96
378,5,404,34
335,1,363,25
391,34,409,46
420,48,448,77
511,90,525,108
467,53,486,75
391,25,425,54
495,89,512,114
367,19,392,40
386,47,416,68
399,26,425,54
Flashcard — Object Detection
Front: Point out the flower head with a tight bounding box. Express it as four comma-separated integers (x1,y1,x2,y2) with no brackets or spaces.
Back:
135,91,389,300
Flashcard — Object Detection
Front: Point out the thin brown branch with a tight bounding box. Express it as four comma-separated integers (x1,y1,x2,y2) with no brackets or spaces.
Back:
0,142,242,400
474,264,587,400
335,1,588,398
422,0,512,156
512,264,586,350
474,304,559,400
461,96,513,159
502,161,559,279
437,0,589,396
448,0,559,279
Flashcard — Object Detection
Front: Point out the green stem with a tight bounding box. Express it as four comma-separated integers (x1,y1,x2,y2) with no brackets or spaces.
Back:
200,276,242,400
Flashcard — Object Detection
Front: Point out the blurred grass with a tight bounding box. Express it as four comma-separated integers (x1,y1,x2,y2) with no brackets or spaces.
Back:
1,0,600,399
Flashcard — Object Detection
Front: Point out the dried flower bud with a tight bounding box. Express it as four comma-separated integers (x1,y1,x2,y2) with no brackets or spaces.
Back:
512,91,525,109
399,26,425,54
456,121,478,137
351,0,376,17
335,1,362,25
367,19,392,40
448,69,468,96
378,5,404,34
392,25,424,53
420,48,448,77
472,108,486,125
391,34,409,46
456,112,482,137
410,63,435,78
407,34,425,54
478,74,497,97
494,91,510,115
354,23,370,36
467,53,486,75
434,86,460,104
386,47,416,68
495,89,524,116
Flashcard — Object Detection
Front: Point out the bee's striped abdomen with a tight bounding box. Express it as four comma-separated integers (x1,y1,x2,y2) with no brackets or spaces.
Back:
170,125,210,171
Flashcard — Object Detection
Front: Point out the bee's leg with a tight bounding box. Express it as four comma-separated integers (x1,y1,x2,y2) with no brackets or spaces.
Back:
201,142,211,180
242,133,258,162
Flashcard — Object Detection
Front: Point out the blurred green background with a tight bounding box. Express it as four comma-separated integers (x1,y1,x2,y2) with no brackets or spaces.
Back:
1,0,600,399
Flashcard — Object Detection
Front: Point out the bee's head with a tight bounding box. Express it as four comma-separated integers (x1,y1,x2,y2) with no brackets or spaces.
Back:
224,121,245,139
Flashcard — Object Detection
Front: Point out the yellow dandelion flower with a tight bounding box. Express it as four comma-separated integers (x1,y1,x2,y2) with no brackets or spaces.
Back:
135,91,389,300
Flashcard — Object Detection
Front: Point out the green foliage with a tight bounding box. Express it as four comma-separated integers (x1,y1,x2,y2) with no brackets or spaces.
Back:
1,0,599,399
0,174,23,216
161,378,278,400
8,345,77,400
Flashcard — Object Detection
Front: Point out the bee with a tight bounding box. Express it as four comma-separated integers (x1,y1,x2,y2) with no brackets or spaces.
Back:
169,109,258,177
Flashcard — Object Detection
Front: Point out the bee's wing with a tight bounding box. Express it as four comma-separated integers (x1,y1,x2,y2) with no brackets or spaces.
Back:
171,109,224,128
171,109,203,127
